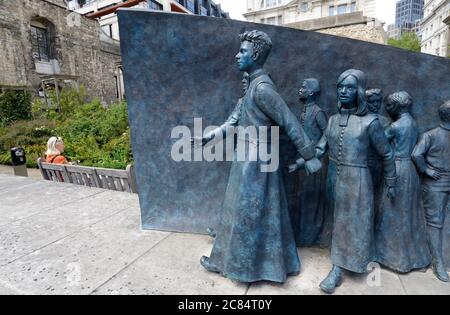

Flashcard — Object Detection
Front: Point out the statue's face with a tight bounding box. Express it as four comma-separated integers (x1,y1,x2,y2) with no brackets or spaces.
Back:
367,96,382,113
338,76,358,107
236,41,255,72
298,81,311,101
385,101,398,117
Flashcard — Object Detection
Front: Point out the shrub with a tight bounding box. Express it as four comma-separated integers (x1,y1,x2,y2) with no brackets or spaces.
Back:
0,119,56,167
54,100,132,168
0,90,32,126
0,87,132,170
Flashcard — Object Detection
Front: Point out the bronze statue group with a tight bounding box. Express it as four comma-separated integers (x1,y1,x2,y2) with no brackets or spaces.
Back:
193,30,449,294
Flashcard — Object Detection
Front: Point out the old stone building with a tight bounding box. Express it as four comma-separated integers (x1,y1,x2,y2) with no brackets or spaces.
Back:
0,0,122,104
286,11,387,44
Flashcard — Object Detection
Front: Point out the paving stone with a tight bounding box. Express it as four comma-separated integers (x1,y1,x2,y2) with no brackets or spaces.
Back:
93,233,249,295
0,190,137,266
0,208,169,295
399,269,450,295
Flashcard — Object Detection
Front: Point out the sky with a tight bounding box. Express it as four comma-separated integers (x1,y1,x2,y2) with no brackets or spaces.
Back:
214,0,397,26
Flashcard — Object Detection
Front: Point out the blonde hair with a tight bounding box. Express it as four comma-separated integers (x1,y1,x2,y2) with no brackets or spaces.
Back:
46,137,63,156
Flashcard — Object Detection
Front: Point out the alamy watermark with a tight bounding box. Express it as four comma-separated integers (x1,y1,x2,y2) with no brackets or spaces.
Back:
171,118,280,173
66,12,81,28
366,262,381,287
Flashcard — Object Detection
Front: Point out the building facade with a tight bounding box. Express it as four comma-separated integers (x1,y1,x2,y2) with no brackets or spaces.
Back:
244,0,377,25
387,19,421,39
396,0,425,27
244,0,386,44
0,0,122,103
68,0,229,40
386,0,424,40
420,0,450,56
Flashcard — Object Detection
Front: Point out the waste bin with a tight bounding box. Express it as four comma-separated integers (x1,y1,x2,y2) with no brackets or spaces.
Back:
10,147,28,177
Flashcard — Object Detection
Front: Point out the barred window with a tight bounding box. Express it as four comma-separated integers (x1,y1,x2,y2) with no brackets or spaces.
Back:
31,25,49,62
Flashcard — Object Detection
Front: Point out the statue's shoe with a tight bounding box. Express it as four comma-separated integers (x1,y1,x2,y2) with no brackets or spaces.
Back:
207,228,217,238
432,262,450,283
319,266,343,294
200,256,220,273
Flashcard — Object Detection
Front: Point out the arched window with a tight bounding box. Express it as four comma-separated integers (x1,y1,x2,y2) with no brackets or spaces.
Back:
30,17,56,62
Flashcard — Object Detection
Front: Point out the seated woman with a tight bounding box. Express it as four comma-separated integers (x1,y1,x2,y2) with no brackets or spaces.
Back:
45,137,69,164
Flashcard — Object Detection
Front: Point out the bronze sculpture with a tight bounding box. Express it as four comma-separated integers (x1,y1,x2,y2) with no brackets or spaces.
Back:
412,100,450,282
316,69,397,293
193,30,322,283
288,78,329,248
375,91,431,273
366,89,391,221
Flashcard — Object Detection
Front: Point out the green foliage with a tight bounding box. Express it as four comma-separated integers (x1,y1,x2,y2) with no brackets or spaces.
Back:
0,87,132,169
388,32,421,52
56,100,132,169
0,119,56,167
0,90,32,126
55,86,88,115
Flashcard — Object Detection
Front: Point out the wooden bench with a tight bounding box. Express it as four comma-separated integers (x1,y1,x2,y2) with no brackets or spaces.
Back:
37,158,137,194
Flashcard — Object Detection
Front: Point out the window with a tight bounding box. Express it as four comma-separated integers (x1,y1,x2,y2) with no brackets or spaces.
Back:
211,5,220,17
200,0,208,15
261,0,281,8
278,15,283,25
148,0,163,10
300,2,308,12
31,25,49,62
329,6,335,16
266,16,276,25
101,24,113,38
337,4,347,15
186,0,195,13
350,2,356,13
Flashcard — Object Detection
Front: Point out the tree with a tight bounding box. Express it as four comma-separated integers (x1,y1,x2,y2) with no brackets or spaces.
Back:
388,32,422,52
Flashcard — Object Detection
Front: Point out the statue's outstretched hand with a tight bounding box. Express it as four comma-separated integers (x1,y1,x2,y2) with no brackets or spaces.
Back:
425,168,442,180
304,158,322,176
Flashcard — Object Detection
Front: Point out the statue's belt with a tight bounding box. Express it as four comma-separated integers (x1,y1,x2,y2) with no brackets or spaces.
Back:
329,157,368,168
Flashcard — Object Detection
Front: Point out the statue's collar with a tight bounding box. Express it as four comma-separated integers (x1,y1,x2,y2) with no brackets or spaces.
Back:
338,107,357,115
440,124,450,131
338,107,357,127
304,101,316,108
248,69,266,82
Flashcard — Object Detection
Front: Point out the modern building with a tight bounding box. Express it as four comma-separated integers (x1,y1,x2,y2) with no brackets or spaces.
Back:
244,1,387,44
67,0,229,40
387,19,422,39
395,0,425,27
420,0,450,56
385,0,425,40
244,0,377,25
0,0,122,104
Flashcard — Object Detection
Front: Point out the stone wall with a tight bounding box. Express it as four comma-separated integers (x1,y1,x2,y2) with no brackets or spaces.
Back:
316,23,388,44
285,12,388,44
0,0,121,103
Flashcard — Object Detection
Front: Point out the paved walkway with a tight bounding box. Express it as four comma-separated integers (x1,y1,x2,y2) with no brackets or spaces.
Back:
0,165,42,181
0,174,448,295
